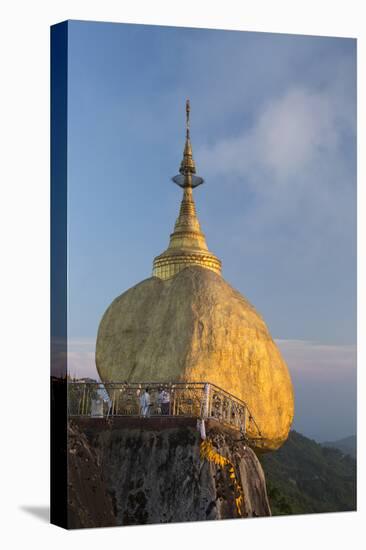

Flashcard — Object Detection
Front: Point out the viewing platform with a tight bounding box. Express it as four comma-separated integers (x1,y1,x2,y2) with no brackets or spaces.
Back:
68,381,263,442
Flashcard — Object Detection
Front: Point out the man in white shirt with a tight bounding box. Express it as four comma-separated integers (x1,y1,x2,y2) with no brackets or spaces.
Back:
140,388,151,417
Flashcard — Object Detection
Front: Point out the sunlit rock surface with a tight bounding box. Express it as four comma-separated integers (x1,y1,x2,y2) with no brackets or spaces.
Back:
96,266,294,450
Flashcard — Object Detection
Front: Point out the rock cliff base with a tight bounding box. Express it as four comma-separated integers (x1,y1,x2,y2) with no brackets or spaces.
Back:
67,417,271,528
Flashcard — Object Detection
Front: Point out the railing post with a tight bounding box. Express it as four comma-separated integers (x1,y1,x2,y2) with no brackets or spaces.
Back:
227,399,232,424
203,383,210,419
80,385,83,416
112,389,116,416
170,384,176,416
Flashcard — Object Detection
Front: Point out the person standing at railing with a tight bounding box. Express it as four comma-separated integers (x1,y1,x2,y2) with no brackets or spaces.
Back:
97,384,113,416
158,387,170,415
140,387,151,417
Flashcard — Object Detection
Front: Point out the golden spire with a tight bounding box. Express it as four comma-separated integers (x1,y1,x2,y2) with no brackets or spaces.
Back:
152,100,222,280
179,99,196,176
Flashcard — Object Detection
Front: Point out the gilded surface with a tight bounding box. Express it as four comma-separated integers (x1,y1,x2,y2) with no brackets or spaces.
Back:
153,185,221,279
96,266,294,451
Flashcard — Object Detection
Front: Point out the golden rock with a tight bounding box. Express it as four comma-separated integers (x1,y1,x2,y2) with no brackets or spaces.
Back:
95,100,294,451
96,266,294,450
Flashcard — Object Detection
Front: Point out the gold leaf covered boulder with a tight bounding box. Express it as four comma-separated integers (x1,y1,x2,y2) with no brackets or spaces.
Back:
96,266,294,450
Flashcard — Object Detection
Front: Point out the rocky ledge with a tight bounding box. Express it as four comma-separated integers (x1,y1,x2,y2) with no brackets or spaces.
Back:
67,417,271,528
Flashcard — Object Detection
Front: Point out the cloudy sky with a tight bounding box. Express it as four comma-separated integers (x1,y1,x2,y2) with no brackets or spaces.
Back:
66,21,356,442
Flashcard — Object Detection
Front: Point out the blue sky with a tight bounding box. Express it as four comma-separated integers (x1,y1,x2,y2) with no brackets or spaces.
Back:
66,21,356,442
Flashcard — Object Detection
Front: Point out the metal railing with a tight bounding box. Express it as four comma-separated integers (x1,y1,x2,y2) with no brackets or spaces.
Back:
67,381,262,438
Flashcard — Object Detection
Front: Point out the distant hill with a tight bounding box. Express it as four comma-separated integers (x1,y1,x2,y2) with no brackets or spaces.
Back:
260,430,356,516
322,435,356,458
68,377,99,383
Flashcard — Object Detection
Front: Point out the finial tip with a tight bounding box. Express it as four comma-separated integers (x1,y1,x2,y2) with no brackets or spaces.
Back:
186,99,190,127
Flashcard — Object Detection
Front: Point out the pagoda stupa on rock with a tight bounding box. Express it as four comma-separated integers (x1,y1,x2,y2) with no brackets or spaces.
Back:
96,100,294,451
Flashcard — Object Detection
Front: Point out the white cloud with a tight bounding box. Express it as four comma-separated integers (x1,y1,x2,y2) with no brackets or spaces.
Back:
197,69,356,282
199,83,353,187
253,89,338,180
